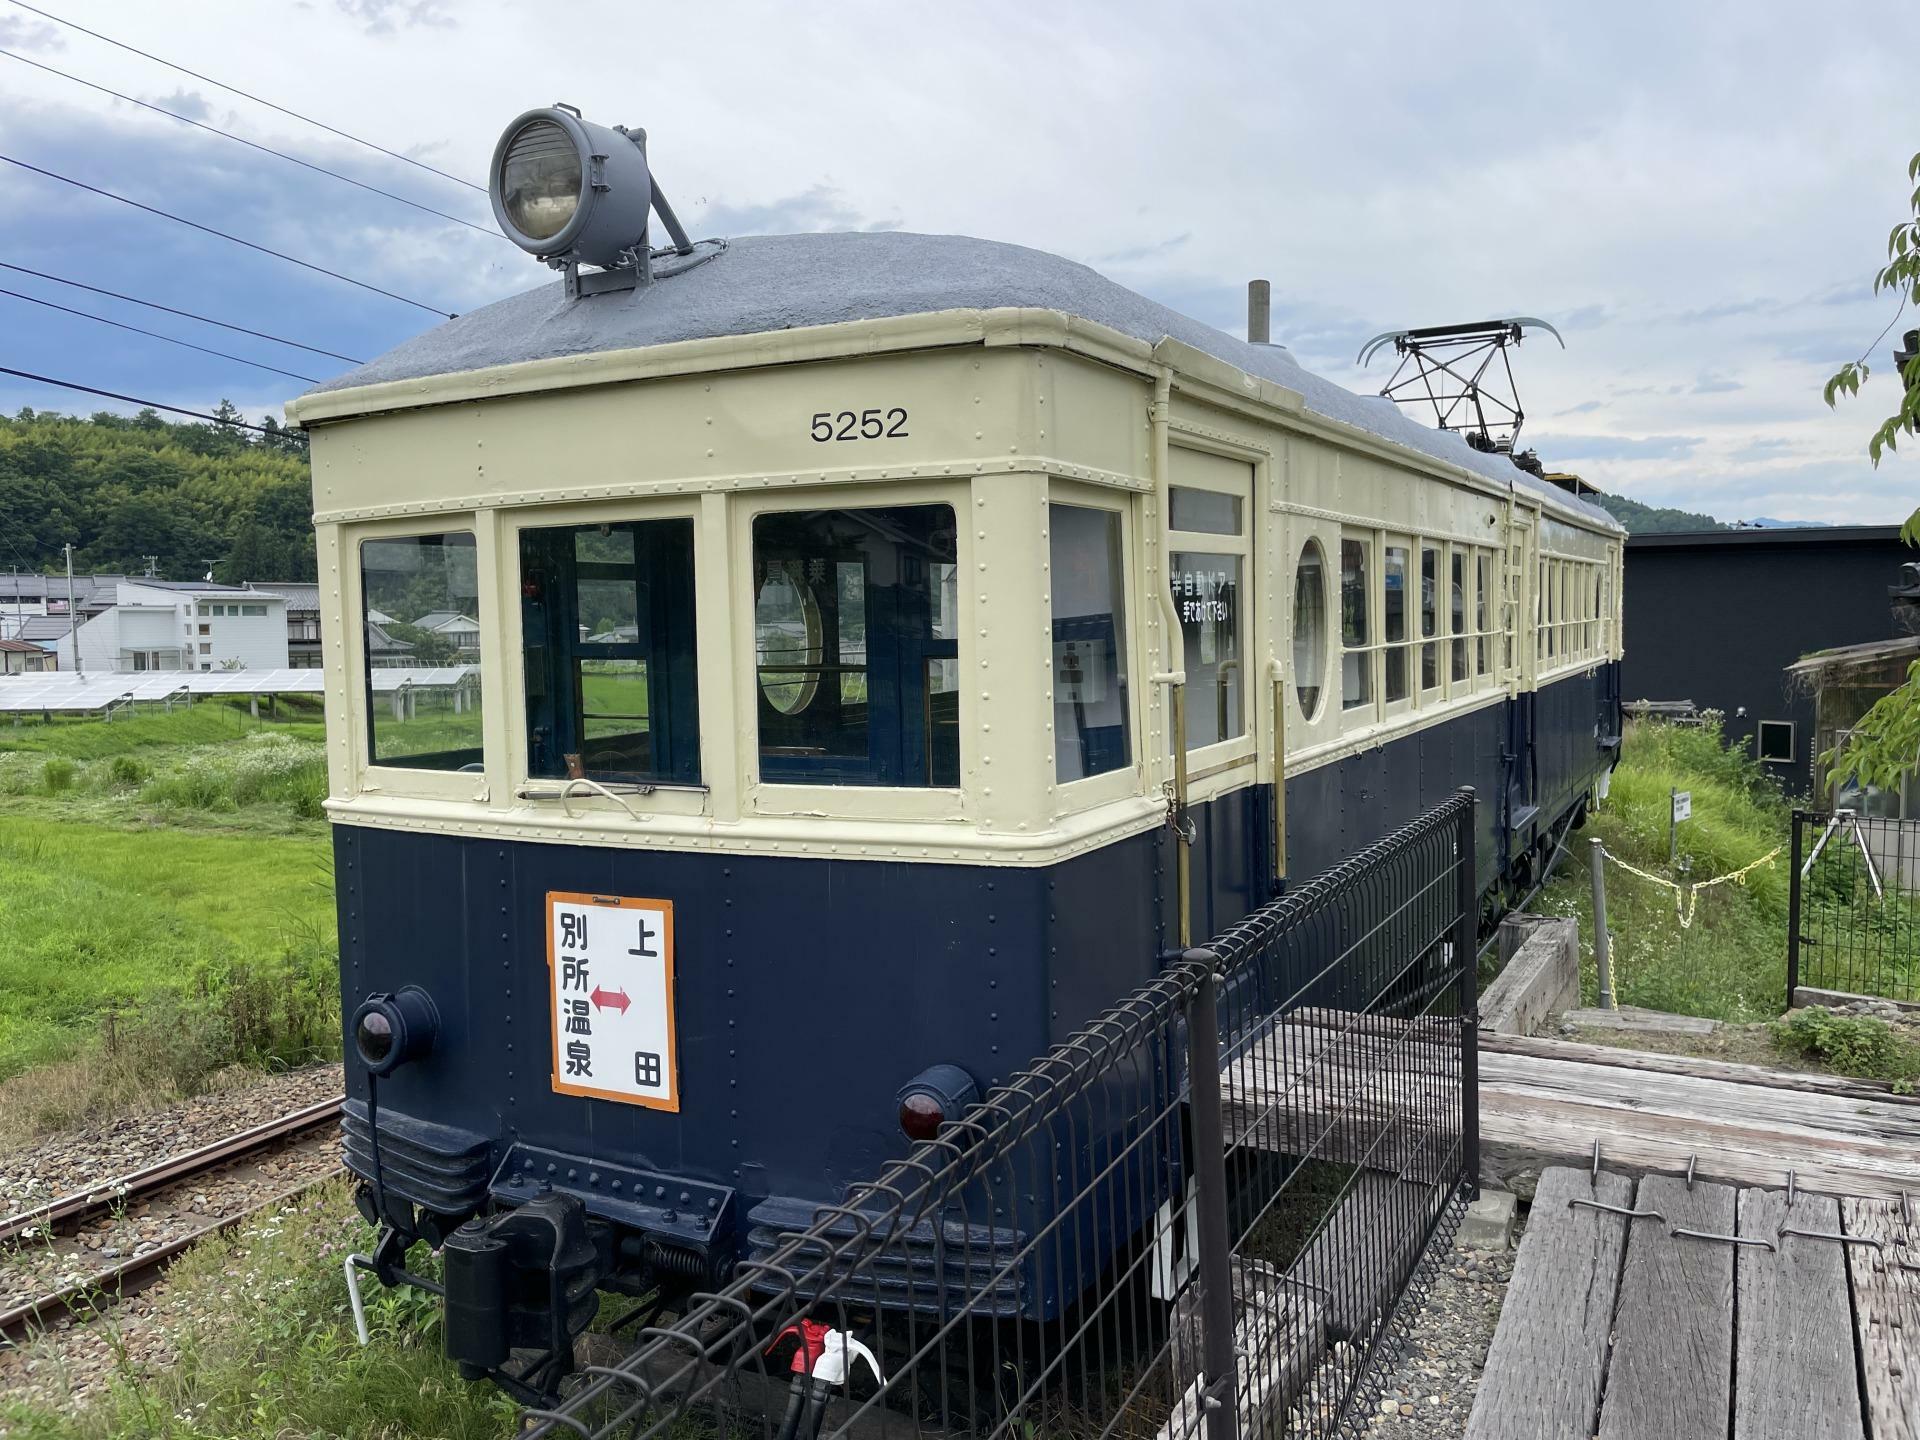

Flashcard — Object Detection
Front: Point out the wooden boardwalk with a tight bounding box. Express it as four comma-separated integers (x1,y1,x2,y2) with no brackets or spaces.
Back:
1465,1166,1919,1440
1219,1014,1920,1199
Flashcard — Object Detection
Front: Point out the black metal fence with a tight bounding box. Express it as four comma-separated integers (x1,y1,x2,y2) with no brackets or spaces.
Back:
1788,808,1920,1005
522,789,1480,1440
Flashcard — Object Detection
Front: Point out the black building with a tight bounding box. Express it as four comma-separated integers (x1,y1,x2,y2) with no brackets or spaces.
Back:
1622,526,1912,792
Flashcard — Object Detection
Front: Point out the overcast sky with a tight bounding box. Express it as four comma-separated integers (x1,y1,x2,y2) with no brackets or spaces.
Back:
1,0,1916,523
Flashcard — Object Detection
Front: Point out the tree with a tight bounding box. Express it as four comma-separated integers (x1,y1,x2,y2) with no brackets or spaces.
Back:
1822,147,1920,792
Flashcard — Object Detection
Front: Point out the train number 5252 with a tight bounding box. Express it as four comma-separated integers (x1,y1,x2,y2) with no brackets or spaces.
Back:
810,408,909,441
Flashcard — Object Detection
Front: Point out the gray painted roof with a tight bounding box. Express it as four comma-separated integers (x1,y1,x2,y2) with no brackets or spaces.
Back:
309,231,1617,530
250,581,320,612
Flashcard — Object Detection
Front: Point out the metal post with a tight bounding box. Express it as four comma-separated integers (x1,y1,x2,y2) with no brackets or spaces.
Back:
1246,280,1271,346
1173,685,1192,949
1786,810,1804,1010
1590,837,1615,1010
1182,954,1238,1440
64,542,82,677
1270,672,1287,890
1668,786,1678,870
1454,787,1480,1197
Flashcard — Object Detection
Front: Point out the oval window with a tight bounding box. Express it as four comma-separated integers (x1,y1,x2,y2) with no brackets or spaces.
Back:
755,564,822,715
1292,540,1327,721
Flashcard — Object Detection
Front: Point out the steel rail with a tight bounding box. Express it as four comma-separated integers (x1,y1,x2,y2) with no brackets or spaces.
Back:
0,1167,344,1344
0,1095,342,1248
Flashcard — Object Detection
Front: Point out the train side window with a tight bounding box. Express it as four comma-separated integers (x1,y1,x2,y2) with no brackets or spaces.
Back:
1450,548,1469,684
1168,472,1250,750
518,518,701,785
359,532,483,771
1475,551,1494,678
753,505,958,787
1050,503,1131,782
1419,544,1440,691
1340,535,1373,712
1383,543,1410,703
1293,540,1327,721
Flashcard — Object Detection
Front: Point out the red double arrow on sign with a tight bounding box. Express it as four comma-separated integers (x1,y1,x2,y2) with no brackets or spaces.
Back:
590,985,631,1015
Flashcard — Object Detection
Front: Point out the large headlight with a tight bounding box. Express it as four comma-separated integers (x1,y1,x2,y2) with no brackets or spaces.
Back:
497,118,583,241
488,105,653,268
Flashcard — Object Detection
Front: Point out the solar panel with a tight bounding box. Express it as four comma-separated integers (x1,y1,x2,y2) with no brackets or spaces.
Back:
0,665,476,713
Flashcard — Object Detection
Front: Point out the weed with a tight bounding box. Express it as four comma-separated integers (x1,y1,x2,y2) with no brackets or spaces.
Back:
0,1179,518,1438
106,753,148,786
39,755,75,792
1769,1006,1920,1086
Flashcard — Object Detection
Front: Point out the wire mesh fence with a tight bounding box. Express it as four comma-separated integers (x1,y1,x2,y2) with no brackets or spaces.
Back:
521,789,1480,1440
1788,809,1920,1005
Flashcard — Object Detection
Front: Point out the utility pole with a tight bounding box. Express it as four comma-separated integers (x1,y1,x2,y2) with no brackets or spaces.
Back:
64,542,82,676
143,554,158,579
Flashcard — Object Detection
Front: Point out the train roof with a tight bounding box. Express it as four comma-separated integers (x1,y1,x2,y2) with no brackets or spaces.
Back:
305,231,1620,532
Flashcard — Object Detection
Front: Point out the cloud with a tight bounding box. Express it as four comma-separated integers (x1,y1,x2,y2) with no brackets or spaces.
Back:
334,0,454,33
147,89,213,122
1731,437,1795,461
0,15,61,50
1691,373,1744,394
1528,433,1706,461
1556,400,1605,416
694,185,897,237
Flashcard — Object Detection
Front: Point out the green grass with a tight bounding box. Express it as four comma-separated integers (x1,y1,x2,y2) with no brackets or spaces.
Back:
0,1179,519,1439
1533,718,1794,1022
0,699,323,758
0,706,342,1127
0,817,335,1080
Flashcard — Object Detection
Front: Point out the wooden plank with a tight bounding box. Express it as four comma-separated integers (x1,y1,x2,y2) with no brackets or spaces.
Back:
1594,1174,1735,1440
1733,1187,1865,1440
1157,1267,1324,1440
1221,1017,1459,1170
1286,1169,1446,1341
1220,1016,1920,1198
1482,917,1578,1036
1481,1030,1920,1107
1463,1166,1632,1440
1841,1197,1920,1440
1477,1047,1920,1201
1561,1005,1719,1037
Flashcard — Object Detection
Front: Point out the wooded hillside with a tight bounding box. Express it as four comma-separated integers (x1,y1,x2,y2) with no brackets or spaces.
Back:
0,405,315,584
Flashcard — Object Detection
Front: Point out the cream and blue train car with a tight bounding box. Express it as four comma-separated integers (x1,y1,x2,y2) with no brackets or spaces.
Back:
292,215,1620,1393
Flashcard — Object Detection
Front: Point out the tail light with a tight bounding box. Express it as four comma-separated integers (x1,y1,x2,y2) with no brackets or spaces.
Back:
895,1064,979,1143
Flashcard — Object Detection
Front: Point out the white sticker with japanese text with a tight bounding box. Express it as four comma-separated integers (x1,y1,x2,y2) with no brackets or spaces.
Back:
546,891,678,1111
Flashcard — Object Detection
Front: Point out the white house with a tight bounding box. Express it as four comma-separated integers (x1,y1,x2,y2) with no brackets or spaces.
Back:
56,581,289,673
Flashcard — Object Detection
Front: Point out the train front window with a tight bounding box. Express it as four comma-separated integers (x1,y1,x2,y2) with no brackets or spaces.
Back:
359,532,483,771
753,504,958,787
518,518,700,785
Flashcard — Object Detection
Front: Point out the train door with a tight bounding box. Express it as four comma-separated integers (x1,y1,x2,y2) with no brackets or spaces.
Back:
1501,509,1538,873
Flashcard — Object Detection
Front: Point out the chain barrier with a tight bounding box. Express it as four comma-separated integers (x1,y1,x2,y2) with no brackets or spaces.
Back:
1597,843,1783,929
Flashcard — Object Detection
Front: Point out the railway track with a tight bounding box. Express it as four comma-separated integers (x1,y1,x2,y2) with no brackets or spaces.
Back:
0,1095,344,1345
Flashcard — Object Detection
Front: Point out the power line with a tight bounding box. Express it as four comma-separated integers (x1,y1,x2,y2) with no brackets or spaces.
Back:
0,365,280,434
0,285,321,383
0,47,499,237
6,0,485,194
0,262,364,364
0,152,456,318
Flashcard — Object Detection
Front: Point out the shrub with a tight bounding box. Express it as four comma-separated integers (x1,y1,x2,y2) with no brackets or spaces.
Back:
106,753,148,786
1770,1006,1920,1087
39,756,76,792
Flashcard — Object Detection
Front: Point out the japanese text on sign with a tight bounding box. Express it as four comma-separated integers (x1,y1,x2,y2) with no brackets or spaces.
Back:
547,892,678,1111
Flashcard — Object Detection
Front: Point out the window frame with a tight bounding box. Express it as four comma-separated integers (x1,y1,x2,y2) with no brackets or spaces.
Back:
1167,457,1255,768
1419,540,1442,698
1339,529,1378,724
1758,719,1795,765
737,482,974,821
1048,484,1140,807
344,513,494,801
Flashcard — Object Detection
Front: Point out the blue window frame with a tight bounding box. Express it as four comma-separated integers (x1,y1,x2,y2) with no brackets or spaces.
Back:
753,504,958,787
518,518,701,785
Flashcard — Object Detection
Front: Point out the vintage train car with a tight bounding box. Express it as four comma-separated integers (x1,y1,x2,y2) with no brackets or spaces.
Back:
289,116,1621,1399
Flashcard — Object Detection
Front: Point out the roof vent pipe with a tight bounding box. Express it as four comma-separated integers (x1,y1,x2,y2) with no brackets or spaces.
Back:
1247,280,1271,346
